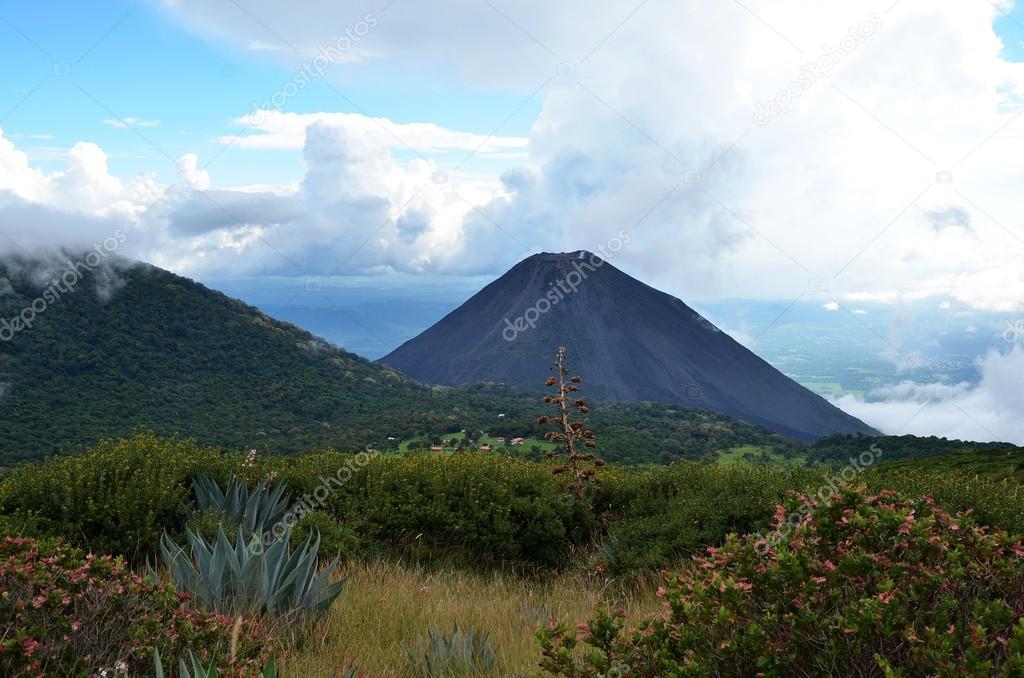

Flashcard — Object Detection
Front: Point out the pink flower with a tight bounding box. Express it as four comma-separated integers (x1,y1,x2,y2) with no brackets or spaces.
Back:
577,623,591,640
656,586,667,597
811,576,827,585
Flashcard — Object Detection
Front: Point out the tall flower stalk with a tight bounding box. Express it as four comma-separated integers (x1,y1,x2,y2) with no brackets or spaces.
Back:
539,347,603,498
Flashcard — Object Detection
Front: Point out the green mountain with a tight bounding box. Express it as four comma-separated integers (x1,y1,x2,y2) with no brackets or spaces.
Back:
0,254,792,465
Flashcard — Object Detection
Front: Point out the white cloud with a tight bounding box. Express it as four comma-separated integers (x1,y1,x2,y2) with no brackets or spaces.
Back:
156,0,1024,309
101,117,160,128
4,1,1024,314
217,110,528,156
823,301,840,311
176,153,210,190
832,345,1024,445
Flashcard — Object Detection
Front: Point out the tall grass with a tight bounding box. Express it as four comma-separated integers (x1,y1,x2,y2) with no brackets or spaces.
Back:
280,559,660,677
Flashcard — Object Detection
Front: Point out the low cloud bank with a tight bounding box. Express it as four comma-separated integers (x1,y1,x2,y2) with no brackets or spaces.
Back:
832,346,1024,445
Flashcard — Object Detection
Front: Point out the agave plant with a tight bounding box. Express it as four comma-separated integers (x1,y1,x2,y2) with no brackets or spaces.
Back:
406,624,497,676
159,523,344,618
153,649,279,678
192,474,290,536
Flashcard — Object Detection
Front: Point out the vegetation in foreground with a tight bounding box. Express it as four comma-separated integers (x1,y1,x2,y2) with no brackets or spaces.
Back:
541,486,1024,676
2,429,1024,675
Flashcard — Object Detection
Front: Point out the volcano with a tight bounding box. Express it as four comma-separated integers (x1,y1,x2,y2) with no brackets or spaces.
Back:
381,250,876,441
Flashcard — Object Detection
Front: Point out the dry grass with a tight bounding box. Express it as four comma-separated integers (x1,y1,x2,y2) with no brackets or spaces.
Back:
278,559,660,677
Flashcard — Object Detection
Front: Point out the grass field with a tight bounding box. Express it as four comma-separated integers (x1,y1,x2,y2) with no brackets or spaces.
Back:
279,560,660,677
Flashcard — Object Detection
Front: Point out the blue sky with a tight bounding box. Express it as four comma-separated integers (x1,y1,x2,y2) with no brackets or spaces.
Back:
0,0,541,186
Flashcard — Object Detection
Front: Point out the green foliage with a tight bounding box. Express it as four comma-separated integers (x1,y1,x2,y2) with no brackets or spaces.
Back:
159,524,344,619
0,433,232,559
0,259,797,468
291,510,359,561
811,432,1024,468
0,535,269,676
5,434,1024,579
406,624,497,677
594,462,825,574
541,487,1024,677
267,450,593,568
865,465,1024,536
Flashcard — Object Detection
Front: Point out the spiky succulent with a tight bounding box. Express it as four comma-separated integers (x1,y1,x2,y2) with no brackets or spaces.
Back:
153,649,279,678
406,624,497,676
192,474,290,537
158,524,344,618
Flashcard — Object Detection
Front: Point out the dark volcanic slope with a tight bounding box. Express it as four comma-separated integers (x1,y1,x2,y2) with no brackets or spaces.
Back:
381,251,877,441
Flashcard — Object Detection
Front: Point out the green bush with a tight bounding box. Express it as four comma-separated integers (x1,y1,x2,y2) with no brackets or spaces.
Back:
0,434,233,560
291,510,359,561
0,536,269,676
541,486,1024,676
866,466,1024,535
594,462,825,574
275,452,593,568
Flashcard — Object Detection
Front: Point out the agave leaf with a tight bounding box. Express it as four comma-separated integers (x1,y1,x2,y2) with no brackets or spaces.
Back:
153,648,165,678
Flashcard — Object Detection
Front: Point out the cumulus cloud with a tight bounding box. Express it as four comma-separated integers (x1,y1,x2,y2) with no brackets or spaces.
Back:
4,1,1024,312
176,153,210,191
832,346,1024,445
160,119,508,276
153,0,1024,307
218,111,528,156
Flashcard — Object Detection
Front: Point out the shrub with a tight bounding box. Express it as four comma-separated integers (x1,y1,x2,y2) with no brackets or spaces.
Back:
407,624,497,676
291,511,359,561
0,536,269,676
280,452,593,568
0,434,234,560
540,486,1024,676
594,462,824,574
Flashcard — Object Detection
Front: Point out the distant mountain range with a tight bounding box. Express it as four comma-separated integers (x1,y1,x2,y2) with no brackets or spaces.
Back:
382,251,877,441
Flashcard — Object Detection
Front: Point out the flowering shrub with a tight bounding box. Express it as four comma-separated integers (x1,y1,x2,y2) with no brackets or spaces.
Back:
540,486,1024,676
0,536,269,676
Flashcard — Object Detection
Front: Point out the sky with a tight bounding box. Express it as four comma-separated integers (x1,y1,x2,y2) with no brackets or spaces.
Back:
1,0,1024,442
